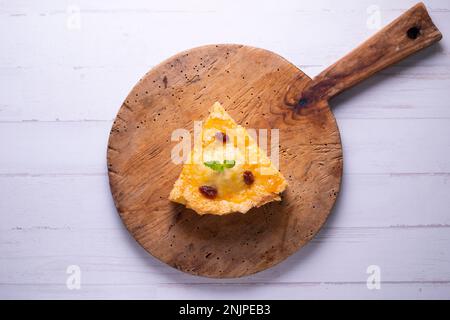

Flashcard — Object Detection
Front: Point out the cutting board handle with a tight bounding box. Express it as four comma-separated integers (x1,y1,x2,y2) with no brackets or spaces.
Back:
290,2,442,109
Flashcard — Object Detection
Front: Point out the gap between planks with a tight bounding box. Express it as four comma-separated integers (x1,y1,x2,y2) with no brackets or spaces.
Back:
2,225,450,232
3,115,450,123
1,280,450,286
1,172,450,178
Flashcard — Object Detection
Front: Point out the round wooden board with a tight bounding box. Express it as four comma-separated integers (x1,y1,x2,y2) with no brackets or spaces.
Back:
107,44,343,278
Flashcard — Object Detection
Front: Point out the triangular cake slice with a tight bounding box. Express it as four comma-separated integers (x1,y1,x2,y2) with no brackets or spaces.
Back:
169,102,287,215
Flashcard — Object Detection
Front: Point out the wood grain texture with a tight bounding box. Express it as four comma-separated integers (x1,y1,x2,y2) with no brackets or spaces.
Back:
2,0,450,299
287,3,442,108
107,3,442,278
1,1,449,122
3,174,450,229
107,45,343,278
2,227,450,285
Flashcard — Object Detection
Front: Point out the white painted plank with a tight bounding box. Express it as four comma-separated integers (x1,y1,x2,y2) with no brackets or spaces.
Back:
1,0,448,69
0,65,141,122
1,282,449,300
1,0,450,13
1,0,450,300
1,119,449,175
0,121,109,175
1,8,448,70
2,0,449,13
1,174,449,230
1,63,449,121
0,228,449,286
338,118,450,174
1,1,449,122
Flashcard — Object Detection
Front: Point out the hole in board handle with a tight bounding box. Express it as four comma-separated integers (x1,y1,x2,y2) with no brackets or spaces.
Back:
407,26,421,40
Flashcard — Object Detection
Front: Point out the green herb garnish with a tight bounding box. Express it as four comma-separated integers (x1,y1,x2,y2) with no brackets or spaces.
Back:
223,159,236,168
204,160,236,172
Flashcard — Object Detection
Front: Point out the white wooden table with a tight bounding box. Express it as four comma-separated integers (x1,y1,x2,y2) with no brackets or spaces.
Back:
1,0,449,299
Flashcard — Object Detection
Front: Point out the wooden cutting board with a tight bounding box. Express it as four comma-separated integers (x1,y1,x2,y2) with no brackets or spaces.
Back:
107,3,441,278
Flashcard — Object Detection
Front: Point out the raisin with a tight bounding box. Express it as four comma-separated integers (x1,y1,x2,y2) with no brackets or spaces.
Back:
199,185,218,199
215,131,229,144
243,170,255,185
